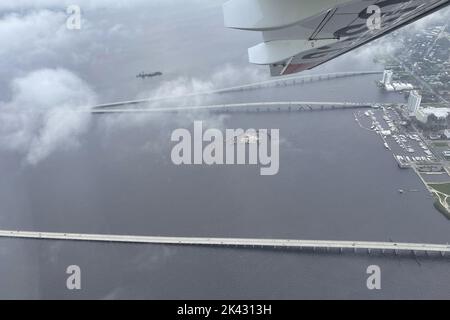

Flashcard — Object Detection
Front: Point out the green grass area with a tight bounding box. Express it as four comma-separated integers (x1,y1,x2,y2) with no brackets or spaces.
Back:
429,183,450,195
432,142,448,147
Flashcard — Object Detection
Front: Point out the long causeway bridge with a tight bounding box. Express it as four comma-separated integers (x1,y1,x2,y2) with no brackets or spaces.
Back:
91,101,379,114
93,71,383,109
0,230,448,257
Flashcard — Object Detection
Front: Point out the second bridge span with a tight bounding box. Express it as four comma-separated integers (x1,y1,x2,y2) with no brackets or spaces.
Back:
0,230,448,256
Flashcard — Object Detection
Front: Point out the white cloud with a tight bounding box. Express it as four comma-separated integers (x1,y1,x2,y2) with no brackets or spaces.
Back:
0,0,142,11
0,68,96,165
0,0,215,12
141,64,267,102
0,9,129,80
0,3,265,165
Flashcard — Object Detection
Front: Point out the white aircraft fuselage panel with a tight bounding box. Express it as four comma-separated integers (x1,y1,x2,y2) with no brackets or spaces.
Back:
223,0,352,30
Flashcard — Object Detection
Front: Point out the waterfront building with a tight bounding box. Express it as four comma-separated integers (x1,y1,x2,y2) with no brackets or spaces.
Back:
415,106,450,130
408,90,422,115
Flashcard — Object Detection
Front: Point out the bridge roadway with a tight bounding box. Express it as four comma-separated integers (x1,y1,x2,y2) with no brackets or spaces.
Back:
91,101,377,114
93,71,383,109
0,230,448,256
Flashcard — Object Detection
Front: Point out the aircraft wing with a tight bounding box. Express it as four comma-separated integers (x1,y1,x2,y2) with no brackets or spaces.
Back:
223,0,450,76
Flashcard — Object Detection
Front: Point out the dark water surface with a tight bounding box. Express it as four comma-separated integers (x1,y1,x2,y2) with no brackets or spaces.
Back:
0,76,449,299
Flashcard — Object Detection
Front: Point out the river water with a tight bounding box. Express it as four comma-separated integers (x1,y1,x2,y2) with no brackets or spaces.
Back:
0,74,449,299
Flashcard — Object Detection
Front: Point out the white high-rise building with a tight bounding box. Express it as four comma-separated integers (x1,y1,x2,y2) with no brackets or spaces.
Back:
407,90,422,115
382,70,393,85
